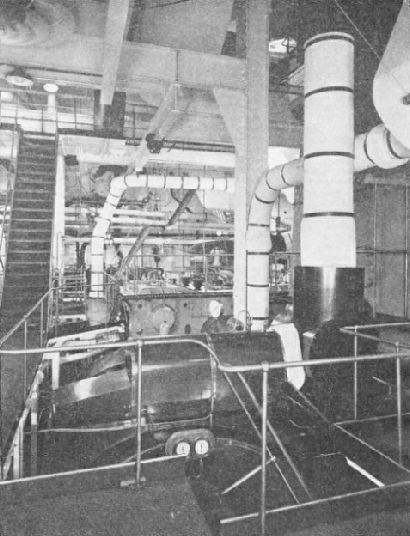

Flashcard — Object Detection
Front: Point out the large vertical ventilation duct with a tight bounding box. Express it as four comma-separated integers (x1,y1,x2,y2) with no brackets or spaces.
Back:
87,174,234,326
300,32,355,267
294,31,366,332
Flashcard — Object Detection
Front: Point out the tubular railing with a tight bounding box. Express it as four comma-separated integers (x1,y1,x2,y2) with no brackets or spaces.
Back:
0,118,19,293
0,92,94,134
0,286,58,353
2,321,410,536
0,273,123,477
341,322,410,465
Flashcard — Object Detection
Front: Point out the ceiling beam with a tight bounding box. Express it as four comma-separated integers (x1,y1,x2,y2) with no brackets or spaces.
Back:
100,0,132,107
0,38,245,92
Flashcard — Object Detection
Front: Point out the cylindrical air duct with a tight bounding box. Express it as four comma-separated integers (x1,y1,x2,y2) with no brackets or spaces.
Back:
373,1,410,150
294,31,366,331
246,160,303,331
301,31,355,267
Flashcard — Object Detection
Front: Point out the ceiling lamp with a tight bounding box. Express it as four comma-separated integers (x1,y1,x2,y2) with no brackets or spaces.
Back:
5,67,34,87
43,82,59,93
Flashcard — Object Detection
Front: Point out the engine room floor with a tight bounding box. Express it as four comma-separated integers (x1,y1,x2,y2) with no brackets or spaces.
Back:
0,458,212,536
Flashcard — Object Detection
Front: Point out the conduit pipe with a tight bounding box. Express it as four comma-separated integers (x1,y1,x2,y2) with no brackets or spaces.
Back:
88,173,234,325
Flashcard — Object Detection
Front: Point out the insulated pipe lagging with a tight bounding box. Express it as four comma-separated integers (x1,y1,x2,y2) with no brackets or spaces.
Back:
301,32,355,268
373,1,410,150
246,159,304,331
89,174,235,298
355,124,410,171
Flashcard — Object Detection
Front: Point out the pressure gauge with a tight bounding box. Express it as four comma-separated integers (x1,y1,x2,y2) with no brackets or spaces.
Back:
175,440,191,457
195,439,209,456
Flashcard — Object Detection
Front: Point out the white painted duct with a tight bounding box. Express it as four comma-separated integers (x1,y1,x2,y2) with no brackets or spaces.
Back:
247,160,303,331
301,32,355,267
373,1,410,150
354,124,410,171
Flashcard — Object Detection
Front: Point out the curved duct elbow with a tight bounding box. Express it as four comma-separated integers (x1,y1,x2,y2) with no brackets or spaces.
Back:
373,2,410,150
355,124,410,172
246,159,304,331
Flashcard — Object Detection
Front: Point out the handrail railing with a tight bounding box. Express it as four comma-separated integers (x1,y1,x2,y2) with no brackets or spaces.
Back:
2,322,410,535
0,286,57,348
0,118,19,288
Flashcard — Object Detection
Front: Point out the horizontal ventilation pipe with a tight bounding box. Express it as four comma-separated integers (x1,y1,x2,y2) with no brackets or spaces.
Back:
355,124,410,171
373,1,410,150
87,173,234,325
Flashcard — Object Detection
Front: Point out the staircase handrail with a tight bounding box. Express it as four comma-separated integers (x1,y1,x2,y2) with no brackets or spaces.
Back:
0,284,65,347
0,118,19,279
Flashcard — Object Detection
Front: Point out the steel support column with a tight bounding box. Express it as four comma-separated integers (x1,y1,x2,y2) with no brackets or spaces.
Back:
214,0,270,321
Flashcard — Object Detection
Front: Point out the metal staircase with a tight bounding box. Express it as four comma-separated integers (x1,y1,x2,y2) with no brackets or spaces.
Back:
0,133,56,335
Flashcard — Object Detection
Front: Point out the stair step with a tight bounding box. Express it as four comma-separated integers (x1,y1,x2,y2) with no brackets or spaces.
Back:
12,210,53,220
10,224,52,235
13,205,53,212
10,225,52,235
14,187,54,195
14,186,53,195
13,199,54,210
16,180,55,189
16,170,55,181
4,274,50,283
18,161,55,169
8,237,52,245
19,147,55,157
17,169,55,178
8,233,52,243
7,246,50,253
17,172,54,179
7,248,50,255
18,170,55,179
7,253,50,263
14,193,53,201
5,263,49,273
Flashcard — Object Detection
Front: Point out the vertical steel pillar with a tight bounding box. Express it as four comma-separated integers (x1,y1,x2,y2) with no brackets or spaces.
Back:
215,0,270,323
